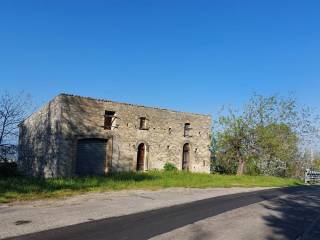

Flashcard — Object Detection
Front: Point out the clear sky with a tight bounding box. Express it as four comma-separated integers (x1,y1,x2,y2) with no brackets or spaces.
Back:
0,0,319,116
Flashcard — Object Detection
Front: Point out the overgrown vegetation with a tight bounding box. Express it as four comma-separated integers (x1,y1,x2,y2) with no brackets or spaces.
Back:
212,94,320,177
0,171,302,203
163,162,178,171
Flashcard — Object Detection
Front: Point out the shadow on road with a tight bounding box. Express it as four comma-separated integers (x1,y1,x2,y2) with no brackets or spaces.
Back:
6,186,320,240
261,186,320,240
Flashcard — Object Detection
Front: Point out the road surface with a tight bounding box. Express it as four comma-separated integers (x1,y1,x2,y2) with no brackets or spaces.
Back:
4,186,320,240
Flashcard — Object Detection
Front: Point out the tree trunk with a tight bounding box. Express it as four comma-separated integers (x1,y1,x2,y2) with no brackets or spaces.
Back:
236,158,245,176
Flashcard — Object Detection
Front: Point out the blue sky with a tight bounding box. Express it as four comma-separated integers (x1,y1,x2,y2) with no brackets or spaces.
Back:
0,0,319,116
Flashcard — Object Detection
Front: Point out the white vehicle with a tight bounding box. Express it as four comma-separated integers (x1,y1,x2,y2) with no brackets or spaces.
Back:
305,169,320,184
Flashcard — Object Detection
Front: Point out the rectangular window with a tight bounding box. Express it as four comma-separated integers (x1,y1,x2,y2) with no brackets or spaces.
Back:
184,123,191,137
104,111,115,130
139,117,148,130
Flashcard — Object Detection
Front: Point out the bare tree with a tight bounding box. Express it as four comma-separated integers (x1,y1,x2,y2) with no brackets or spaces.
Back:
0,92,33,162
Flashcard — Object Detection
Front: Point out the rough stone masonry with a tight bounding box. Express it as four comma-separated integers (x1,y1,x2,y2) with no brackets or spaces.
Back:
18,94,212,178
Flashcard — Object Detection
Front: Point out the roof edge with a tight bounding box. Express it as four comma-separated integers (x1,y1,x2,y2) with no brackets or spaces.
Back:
18,95,61,126
59,93,212,118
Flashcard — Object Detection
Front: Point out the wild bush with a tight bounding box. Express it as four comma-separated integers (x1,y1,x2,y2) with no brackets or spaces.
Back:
163,162,178,171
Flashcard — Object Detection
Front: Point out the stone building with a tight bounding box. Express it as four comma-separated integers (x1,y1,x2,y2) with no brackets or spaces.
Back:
18,94,212,178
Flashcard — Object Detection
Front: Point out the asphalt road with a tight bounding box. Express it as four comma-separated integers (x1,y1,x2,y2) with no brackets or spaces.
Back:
5,186,320,240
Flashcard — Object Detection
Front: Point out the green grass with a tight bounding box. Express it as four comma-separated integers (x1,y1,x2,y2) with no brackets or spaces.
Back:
0,171,302,203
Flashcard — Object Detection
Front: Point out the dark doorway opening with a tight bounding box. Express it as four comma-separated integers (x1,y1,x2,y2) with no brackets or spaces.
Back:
136,143,145,171
76,138,107,176
182,143,190,171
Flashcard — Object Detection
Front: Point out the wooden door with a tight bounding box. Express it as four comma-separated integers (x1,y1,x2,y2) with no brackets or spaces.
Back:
182,143,190,171
137,143,145,171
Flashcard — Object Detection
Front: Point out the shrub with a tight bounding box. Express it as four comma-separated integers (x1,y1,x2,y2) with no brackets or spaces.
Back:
163,162,178,171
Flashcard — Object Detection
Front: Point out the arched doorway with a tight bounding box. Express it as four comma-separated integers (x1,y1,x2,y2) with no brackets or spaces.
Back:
182,143,190,171
136,143,145,171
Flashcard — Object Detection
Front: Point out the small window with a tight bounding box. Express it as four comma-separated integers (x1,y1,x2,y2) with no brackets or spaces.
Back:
104,111,115,130
184,123,191,137
139,117,149,130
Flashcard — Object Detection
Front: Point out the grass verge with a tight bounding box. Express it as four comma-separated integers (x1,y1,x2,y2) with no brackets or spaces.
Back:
0,171,302,203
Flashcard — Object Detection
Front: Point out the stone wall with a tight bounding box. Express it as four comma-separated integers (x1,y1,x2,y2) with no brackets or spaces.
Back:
18,96,62,177
19,94,212,177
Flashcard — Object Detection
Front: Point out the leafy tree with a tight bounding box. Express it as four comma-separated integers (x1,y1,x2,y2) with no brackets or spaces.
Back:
213,94,319,176
255,123,298,177
214,115,253,175
313,152,320,170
